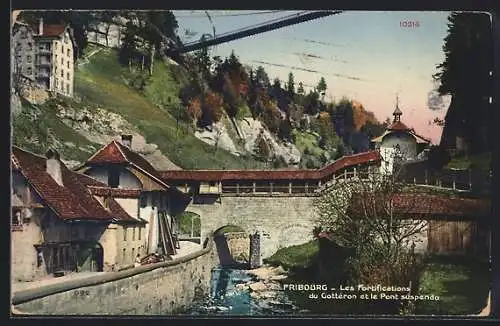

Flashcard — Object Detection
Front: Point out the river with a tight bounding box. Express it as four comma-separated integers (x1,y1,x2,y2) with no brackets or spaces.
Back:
185,266,308,316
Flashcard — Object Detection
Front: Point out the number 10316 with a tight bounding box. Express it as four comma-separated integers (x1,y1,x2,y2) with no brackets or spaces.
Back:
400,21,420,28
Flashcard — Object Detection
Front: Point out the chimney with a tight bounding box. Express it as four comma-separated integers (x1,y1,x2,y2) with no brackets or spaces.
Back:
121,134,132,148
45,149,63,186
38,17,43,36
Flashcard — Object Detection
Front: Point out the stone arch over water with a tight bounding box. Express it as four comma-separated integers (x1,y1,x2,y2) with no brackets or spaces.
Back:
213,225,248,268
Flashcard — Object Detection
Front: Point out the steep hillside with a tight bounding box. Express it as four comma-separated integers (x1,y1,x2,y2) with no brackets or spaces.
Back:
13,45,268,170
74,45,266,170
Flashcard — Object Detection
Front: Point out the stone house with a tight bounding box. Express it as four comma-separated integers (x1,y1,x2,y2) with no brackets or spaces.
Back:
12,18,75,97
11,146,147,281
75,135,189,258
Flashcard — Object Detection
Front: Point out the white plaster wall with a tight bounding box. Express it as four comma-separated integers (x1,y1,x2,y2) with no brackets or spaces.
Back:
11,210,47,281
85,166,142,189
380,133,417,174
115,197,139,218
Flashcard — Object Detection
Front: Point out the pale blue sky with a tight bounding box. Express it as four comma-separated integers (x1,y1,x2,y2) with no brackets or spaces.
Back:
173,10,453,144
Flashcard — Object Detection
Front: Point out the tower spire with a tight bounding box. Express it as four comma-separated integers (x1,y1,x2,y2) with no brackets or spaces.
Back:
393,94,402,122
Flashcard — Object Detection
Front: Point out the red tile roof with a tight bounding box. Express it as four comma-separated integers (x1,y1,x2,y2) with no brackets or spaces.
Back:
387,121,411,131
12,146,140,223
85,141,172,190
34,24,66,37
159,151,381,181
348,192,490,218
88,186,142,198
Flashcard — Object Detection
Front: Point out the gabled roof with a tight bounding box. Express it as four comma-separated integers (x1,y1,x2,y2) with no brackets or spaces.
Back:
84,140,173,190
371,129,431,144
11,146,139,224
33,24,67,38
159,151,381,181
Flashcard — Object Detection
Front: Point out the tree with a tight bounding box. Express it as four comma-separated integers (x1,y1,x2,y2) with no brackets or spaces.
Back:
253,130,272,165
287,72,295,96
314,170,442,311
317,76,327,100
262,103,282,134
119,21,140,69
433,12,492,153
255,66,270,90
297,82,305,95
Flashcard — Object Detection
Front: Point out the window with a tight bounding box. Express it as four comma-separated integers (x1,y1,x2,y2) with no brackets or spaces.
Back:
138,227,141,240
132,227,135,241
67,60,70,69
66,84,70,94
54,67,58,75
67,72,70,80
61,70,64,78
61,46,64,54
16,42,21,49
108,167,120,188
55,54,58,62
132,248,135,261
67,49,70,57
27,42,32,51
123,227,127,241
122,248,126,263
55,43,58,50
140,195,147,208
27,67,32,75
26,55,32,63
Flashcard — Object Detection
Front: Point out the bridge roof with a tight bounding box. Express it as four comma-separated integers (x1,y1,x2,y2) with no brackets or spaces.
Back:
349,192,490,218
159,151,381,181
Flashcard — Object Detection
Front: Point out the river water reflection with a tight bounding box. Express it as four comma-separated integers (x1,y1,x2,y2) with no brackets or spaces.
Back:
185,266,305,316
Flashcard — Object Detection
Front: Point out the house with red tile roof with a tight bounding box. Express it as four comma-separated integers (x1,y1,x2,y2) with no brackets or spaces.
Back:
11,146,147,281
371,97,431,175
75,135,189,259
12,18,75,97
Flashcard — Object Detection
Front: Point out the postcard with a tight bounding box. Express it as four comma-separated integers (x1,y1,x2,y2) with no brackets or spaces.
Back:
10,9,493,317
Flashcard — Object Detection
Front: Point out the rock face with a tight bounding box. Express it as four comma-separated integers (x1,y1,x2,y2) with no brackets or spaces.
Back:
56,104,182,170
194,116,301,166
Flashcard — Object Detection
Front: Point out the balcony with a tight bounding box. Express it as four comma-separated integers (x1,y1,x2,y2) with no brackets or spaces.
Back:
35,61,52,67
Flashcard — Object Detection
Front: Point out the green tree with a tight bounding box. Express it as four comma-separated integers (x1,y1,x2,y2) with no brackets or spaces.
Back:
433,12,492,153
253,131,272,165
317,77,327,94
287,72,295,96
297,82,305,95
255,66,270,90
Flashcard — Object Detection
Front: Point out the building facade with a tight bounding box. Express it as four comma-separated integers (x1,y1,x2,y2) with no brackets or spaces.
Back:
11,147,147,282
12,18,75,97
371,100,431,175
76,135,189,258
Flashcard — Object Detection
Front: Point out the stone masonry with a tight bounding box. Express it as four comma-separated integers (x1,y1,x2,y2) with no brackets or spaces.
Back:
12,239,218,315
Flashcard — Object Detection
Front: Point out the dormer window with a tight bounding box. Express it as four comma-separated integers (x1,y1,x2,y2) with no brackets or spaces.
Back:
108,167,120,188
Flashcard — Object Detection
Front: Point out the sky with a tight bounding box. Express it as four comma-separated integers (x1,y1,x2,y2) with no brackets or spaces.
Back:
173,10,453,144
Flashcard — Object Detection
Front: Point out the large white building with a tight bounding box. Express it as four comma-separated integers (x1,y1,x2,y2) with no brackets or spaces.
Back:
12,18,75,97
371,100,431,175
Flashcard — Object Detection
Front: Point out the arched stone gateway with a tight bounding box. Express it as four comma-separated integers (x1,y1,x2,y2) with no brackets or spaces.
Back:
187,196,318,259
213,225,248,267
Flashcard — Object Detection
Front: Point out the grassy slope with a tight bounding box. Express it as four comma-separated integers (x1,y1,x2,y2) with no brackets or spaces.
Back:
415,255,490,315
12,98,99,163
264,239,319,270
74,45,264,169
